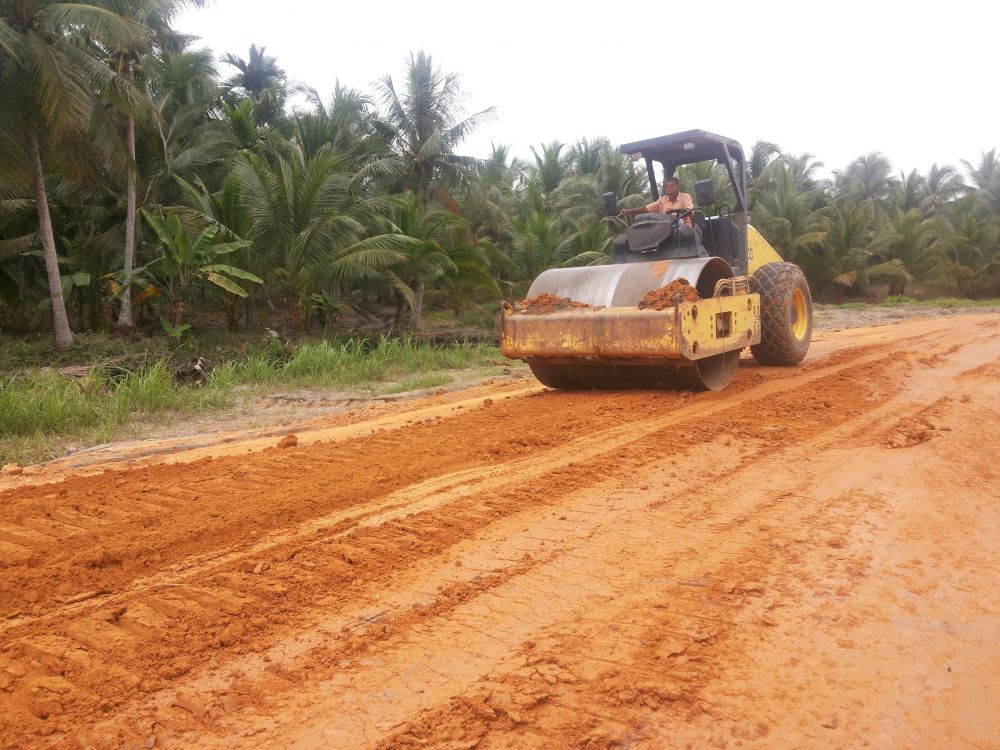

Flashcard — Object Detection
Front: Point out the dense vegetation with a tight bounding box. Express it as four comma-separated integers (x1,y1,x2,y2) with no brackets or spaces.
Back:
2,1,1000,353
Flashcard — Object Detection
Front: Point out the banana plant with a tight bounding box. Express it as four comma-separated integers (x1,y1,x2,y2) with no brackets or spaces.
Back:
128,208,261,327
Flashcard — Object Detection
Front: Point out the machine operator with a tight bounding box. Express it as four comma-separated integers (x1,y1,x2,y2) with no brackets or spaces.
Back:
619,177,694,229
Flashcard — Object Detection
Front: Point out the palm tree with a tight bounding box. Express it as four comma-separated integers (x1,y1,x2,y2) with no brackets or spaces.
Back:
556,217,614,267
292,82,394,169
381,193,496,328
747,140,782,193
779,152,824,193
928,207,999,295
232,141,408,321
507,208,563,290
374,51,495,198
833,152,899,220
896,169,926,211
867,208,935,295
551,174,603,224
529,141,567,196
477,142,526,192
819,201,895,296
599,148,647,202
921,164,965,212
0,0,147,349
751,164,827,262
106,0,205,330
566,137,610,177
221,44,288,127
961,149,1000,208
462,143,525,249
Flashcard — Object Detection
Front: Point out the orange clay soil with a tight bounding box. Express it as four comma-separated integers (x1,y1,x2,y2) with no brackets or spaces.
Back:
638,278,700,310
513,293,592,315
1,314,999,749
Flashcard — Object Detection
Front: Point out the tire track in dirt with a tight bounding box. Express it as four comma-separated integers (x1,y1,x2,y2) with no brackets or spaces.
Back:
60,340,976,748
1,315,997,748
0,331,943,640
0,330,943,632
143,325,996,748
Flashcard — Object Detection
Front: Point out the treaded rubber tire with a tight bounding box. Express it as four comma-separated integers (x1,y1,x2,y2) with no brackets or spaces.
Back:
750,262,812,365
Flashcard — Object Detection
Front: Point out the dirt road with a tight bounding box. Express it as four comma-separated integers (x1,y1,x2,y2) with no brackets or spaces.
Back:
1,314,999,749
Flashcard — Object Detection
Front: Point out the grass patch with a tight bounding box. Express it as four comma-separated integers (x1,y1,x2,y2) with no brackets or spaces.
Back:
820,297,1000,310
0,336,501,465
281,336,497,387
905,297,1000,308
0,364,227,465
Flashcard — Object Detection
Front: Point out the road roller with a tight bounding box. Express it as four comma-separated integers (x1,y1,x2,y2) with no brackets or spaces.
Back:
500,130,813,391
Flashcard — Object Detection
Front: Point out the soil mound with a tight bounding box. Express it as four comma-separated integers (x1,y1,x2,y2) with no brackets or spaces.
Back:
638,279,700,311
513,293,592,315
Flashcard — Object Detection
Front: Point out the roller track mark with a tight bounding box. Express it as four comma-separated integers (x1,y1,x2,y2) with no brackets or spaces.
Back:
3,315,998,748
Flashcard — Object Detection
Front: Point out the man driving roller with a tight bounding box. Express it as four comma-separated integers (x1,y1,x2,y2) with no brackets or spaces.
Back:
620,176,694,229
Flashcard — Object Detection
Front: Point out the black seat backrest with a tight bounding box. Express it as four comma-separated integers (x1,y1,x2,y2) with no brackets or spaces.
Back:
694,179,716,206
704,216,740,268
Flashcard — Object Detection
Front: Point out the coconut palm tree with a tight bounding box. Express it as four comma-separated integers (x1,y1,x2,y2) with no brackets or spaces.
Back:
380,192,496,328
0,0,147,349
751,164,827,262
921,164,965,212
599,148,647,202
528,141,567,196
556,217,614,267
867,208,936,295
232,141,409,321
105,0,205,330
928,207,999,295
374,51,495,198
747,140,782,193
506,208,563,290
833,152,899,220
961,149,1000,208
566,137,610,177
819,201,895,296
293,82,391,166
476,143,527,193
896,169,926,211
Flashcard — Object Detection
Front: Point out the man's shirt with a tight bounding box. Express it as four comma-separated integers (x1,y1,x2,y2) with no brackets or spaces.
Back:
644,192,694,227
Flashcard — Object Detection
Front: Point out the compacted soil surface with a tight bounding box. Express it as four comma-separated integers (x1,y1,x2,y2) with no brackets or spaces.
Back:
1,314,999,749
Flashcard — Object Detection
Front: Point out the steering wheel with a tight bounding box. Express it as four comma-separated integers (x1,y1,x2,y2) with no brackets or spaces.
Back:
619,207,694,228
663,208,694,219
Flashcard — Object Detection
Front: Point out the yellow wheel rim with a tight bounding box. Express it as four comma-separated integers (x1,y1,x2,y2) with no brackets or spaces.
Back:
790,289,808,340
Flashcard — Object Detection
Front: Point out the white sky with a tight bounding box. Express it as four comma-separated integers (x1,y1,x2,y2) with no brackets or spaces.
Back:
175,0,999,180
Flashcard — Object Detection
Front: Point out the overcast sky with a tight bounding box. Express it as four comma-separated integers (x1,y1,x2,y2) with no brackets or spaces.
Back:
175,0,998,180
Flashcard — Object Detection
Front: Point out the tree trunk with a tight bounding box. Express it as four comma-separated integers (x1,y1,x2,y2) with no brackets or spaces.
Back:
411,279,425,330
117,114,138,329
29,133,74,351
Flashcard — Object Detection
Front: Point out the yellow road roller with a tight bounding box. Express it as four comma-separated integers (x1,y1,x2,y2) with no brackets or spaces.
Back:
500,130,812,391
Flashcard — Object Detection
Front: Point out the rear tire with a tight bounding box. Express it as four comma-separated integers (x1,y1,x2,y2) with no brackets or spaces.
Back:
750,262,812,365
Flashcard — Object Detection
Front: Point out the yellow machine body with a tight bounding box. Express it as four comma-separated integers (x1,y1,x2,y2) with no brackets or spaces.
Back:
499,255,764,390
747,225,784,274
500,293,760,364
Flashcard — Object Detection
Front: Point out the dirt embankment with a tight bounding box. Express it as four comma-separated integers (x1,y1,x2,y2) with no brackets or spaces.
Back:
0,314,998,749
